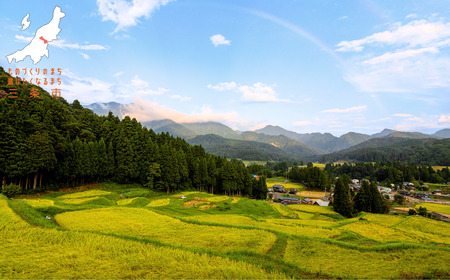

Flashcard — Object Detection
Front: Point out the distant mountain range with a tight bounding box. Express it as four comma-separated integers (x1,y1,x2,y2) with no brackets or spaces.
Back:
86,102,450,163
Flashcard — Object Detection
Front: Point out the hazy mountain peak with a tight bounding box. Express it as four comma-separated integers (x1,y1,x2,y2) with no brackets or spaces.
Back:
371,128,397,138
433,128,450,138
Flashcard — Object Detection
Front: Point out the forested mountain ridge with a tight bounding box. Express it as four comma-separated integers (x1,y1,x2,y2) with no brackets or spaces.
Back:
86,103,450,163
238,131,323,157
320,138,450,165
141,119,197,138
187,134,295,161
183,122,241,139
0,67,267,198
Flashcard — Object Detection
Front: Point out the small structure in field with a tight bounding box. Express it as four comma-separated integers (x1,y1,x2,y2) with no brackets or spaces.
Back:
314,199,329,207
433,189,443,195
289,188,297,195
273,185,285,193
279,197,300,205
302,198,314,205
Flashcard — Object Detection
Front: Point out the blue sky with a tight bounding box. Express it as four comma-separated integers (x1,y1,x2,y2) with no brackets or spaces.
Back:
1,0,449,136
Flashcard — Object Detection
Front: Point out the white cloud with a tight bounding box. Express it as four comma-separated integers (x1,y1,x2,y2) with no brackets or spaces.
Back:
337,20,450,52
408,117,424,121
208,81,289,103
392,114,449,131
293,121,310,126
170,94,191,102
392,114,423,122
339,19,450,92
138,88,169,96
15,35,33,42
438,115,450,123
210,34,231,47
323,105,367,113
362,47,439,65
238,83,289,103
97,0,173,33
79,52,90,60
122,99,242,126
50,39,108,50
406,14,418,19
113,71,124,78
393,114,413,117
131,75,149,88
339,16,348,20
50,70,116,103
207,82,237,91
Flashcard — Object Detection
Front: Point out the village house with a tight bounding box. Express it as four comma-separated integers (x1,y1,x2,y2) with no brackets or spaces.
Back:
279,197,300,205
302,198,314,205
433,189,443,195
273,185,285,193
314,199,329,207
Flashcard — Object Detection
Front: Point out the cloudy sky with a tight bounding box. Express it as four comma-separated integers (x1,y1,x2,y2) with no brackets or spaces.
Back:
1,0,449,135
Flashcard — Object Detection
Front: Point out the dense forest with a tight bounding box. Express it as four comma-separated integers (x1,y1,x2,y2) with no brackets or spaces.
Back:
0,67,267,198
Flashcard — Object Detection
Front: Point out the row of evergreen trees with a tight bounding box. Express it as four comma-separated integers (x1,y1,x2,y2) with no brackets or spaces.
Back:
0,67,267,198
333,175,385,218
324,162,450,184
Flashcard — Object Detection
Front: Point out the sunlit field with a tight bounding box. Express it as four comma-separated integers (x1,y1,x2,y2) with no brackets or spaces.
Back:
416,203,450,215
3,183,450,279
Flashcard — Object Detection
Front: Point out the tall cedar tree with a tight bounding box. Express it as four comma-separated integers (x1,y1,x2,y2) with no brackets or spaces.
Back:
333,176,353,218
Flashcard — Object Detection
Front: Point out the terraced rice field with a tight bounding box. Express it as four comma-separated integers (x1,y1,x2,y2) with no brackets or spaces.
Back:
3,184,450,279
415,203,450,215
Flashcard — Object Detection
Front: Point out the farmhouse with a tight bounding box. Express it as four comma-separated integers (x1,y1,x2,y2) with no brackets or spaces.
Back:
314,199,329,207
302,198,314,205
273,185,285,193
377,186,391,194
279,197,300,205
414,193,428,199
289,188,297,195
433,189,443,195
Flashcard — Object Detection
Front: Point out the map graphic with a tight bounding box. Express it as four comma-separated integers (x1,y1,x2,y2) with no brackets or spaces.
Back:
6,6,65,65
21,13,31,31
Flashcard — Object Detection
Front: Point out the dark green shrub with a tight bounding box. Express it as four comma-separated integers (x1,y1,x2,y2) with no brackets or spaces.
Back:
2,184,22,198
418,206,427,216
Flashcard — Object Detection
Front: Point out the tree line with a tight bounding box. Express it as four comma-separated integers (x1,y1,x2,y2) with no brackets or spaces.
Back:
332,175,386,218
0,67,267,198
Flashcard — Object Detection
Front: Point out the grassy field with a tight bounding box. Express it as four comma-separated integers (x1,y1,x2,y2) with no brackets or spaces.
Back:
266,177,306,192
415,203,450,215
298,163,326,168
2,183,450,279
431,166,449,171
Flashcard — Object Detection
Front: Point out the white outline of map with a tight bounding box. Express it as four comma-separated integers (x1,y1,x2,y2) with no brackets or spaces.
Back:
21,13,31,31
7,6,65,65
